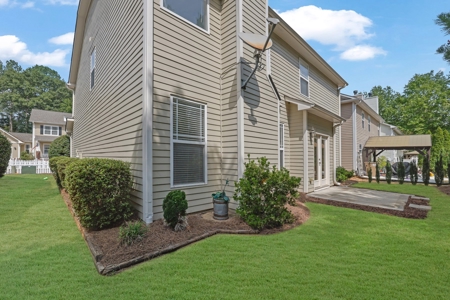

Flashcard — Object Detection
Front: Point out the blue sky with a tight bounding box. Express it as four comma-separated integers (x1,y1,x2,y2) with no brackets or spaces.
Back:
0,0,448,95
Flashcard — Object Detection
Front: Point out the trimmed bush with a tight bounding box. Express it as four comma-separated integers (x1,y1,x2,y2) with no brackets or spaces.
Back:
163,190,188,231
336,166,353,183
398,158,405,184
386,161,392,184
65,158,133,230
49,135,70,159
119,221,147,246
435,154,444,187
56,157,78,189
0,134,11,178
411,160,418,185
49,156,67,189
368,166,373,183
448,163,450,186
234,156,301,230
376,162,380,184
20,151,35,160
423,155,430,186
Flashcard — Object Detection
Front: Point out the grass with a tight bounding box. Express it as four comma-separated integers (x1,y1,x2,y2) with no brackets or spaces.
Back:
1,175,450,299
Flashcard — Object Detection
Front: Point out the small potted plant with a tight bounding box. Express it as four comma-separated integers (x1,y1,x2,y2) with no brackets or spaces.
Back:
212,179,229,220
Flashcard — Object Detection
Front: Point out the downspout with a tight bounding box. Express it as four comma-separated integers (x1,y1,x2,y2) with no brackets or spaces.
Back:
333,85,346,186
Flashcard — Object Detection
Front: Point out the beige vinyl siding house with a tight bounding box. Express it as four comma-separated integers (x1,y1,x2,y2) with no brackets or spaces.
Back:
68,0,347,223
0,129,32,159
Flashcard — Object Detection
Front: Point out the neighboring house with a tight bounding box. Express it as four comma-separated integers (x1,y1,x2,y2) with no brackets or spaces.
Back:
340,93,383,173
380,122,403,162
67,0,347,223
29,109,72,159
0,128,32,159
403,151,419,163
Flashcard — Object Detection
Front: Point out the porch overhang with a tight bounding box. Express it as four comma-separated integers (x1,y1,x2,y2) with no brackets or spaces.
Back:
65,117,75,136
364,135,432,159
284,95,345,125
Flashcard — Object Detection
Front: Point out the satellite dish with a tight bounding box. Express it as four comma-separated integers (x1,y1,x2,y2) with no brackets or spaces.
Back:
239,33,273,51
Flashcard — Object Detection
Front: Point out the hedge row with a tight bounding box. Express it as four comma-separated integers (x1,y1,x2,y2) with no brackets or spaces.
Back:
51,157,134,230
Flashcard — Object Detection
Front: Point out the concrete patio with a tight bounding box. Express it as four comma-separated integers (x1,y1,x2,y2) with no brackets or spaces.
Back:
308,186,411,211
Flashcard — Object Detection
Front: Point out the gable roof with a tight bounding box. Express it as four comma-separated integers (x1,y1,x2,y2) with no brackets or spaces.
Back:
0,128,32,143
29,109,72,126
341,93,383,123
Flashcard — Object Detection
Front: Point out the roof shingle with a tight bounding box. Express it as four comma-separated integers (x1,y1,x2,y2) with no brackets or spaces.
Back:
29,109,72,126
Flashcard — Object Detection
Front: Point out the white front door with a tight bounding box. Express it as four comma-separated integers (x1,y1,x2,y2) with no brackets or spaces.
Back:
314,136,329,189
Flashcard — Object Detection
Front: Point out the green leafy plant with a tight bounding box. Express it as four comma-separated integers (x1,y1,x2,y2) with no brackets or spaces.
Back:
377,156,387,171
435,154,445,186
119,221,148,246
49,135,70,159
448,163,450,186
49,156,66,188
20,151,34,160
386,161,392,184
411,160,418,185
163,190,188,231
0,134,11,178
376,162,380,184
423,154,430,186
398,158,405,184
368,165,373,183
212,179,230,202
234,156,301,230
65,158,134,230
56,157,78,189
336,166,353,183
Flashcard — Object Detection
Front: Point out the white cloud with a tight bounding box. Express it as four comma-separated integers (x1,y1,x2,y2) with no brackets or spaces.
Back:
340,45,387,61
0,0,9,6
21,1,34,8
0,35,68,67
278,5,386,61
46,0,78,5
49,32,74,45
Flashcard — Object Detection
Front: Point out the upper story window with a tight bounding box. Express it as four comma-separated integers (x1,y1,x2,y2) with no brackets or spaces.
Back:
299,61,309,97
171,96,207,187
90,47,96,90
368,116,371,132
162,0,209,32
41,125,61,136
362,112,365,129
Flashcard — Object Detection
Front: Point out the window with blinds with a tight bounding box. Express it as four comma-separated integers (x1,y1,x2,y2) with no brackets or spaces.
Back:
171,97,207,186
279,123,285,169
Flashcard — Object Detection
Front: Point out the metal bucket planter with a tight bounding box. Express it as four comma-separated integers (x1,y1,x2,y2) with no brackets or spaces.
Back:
213,198,229,220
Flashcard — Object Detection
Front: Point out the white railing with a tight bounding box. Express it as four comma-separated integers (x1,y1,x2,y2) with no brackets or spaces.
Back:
7,159,51,174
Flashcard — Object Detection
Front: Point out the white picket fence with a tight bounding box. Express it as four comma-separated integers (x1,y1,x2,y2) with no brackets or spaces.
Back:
7,159,51,174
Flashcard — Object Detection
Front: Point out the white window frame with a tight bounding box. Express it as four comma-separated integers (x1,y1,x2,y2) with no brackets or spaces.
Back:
362,112,365,129
279,123,285,169
43,125,59,136
170,96,208,188
368,116,371,132
160,0,210,34
90,47,96,90
43,144,50,157
299,59,310,98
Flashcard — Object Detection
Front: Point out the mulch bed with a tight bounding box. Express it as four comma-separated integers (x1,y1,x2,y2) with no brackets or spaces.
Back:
438,185,450,196
60,190,310,275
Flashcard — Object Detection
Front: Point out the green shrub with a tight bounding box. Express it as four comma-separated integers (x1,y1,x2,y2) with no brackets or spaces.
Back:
411,160,418,185
386,161,392,184
49,156,66,188
423,155,430,186
163,190,188,231
435,154,444,187
65,158,134,230
448,163,450,186
376,162,380,184
0,134,11,178
234,156,301,230
49,135,70,159
56,157,78,189
20,151,35,160
336,166,353,183
368,165,373,183
119,221,148,246
398,158,405,184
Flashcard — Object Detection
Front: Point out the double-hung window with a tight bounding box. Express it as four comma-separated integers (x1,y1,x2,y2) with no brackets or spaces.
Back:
362,112,365,129
90,47,96,90
299,61,309,97
171,97,207,187
162,0,209,32
368,116,371,132
43,125,60,136
279,123,285,169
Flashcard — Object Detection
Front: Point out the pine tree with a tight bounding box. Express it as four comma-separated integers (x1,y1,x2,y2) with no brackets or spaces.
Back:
435,154,445,186
423,154,430,186
368,166,373,183
411,160,418,185
435,12,450,64
376,162,380,184
398,158,405,184
386,161,392,184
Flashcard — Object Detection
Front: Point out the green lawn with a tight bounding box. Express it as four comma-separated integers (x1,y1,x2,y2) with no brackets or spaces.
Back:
1,176,450,299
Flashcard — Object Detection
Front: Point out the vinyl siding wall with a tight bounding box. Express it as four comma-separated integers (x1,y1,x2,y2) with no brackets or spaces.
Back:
356,107,380,167
72,0,145,214
341,103,353,170
152,0,225,218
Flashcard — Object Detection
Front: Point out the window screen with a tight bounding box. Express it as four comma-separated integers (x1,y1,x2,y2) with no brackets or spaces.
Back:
172,97,207,186
163,0,208,31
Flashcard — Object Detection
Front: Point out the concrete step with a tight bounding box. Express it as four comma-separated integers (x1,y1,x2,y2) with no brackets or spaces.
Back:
411,197,430,202
409,204,432,211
